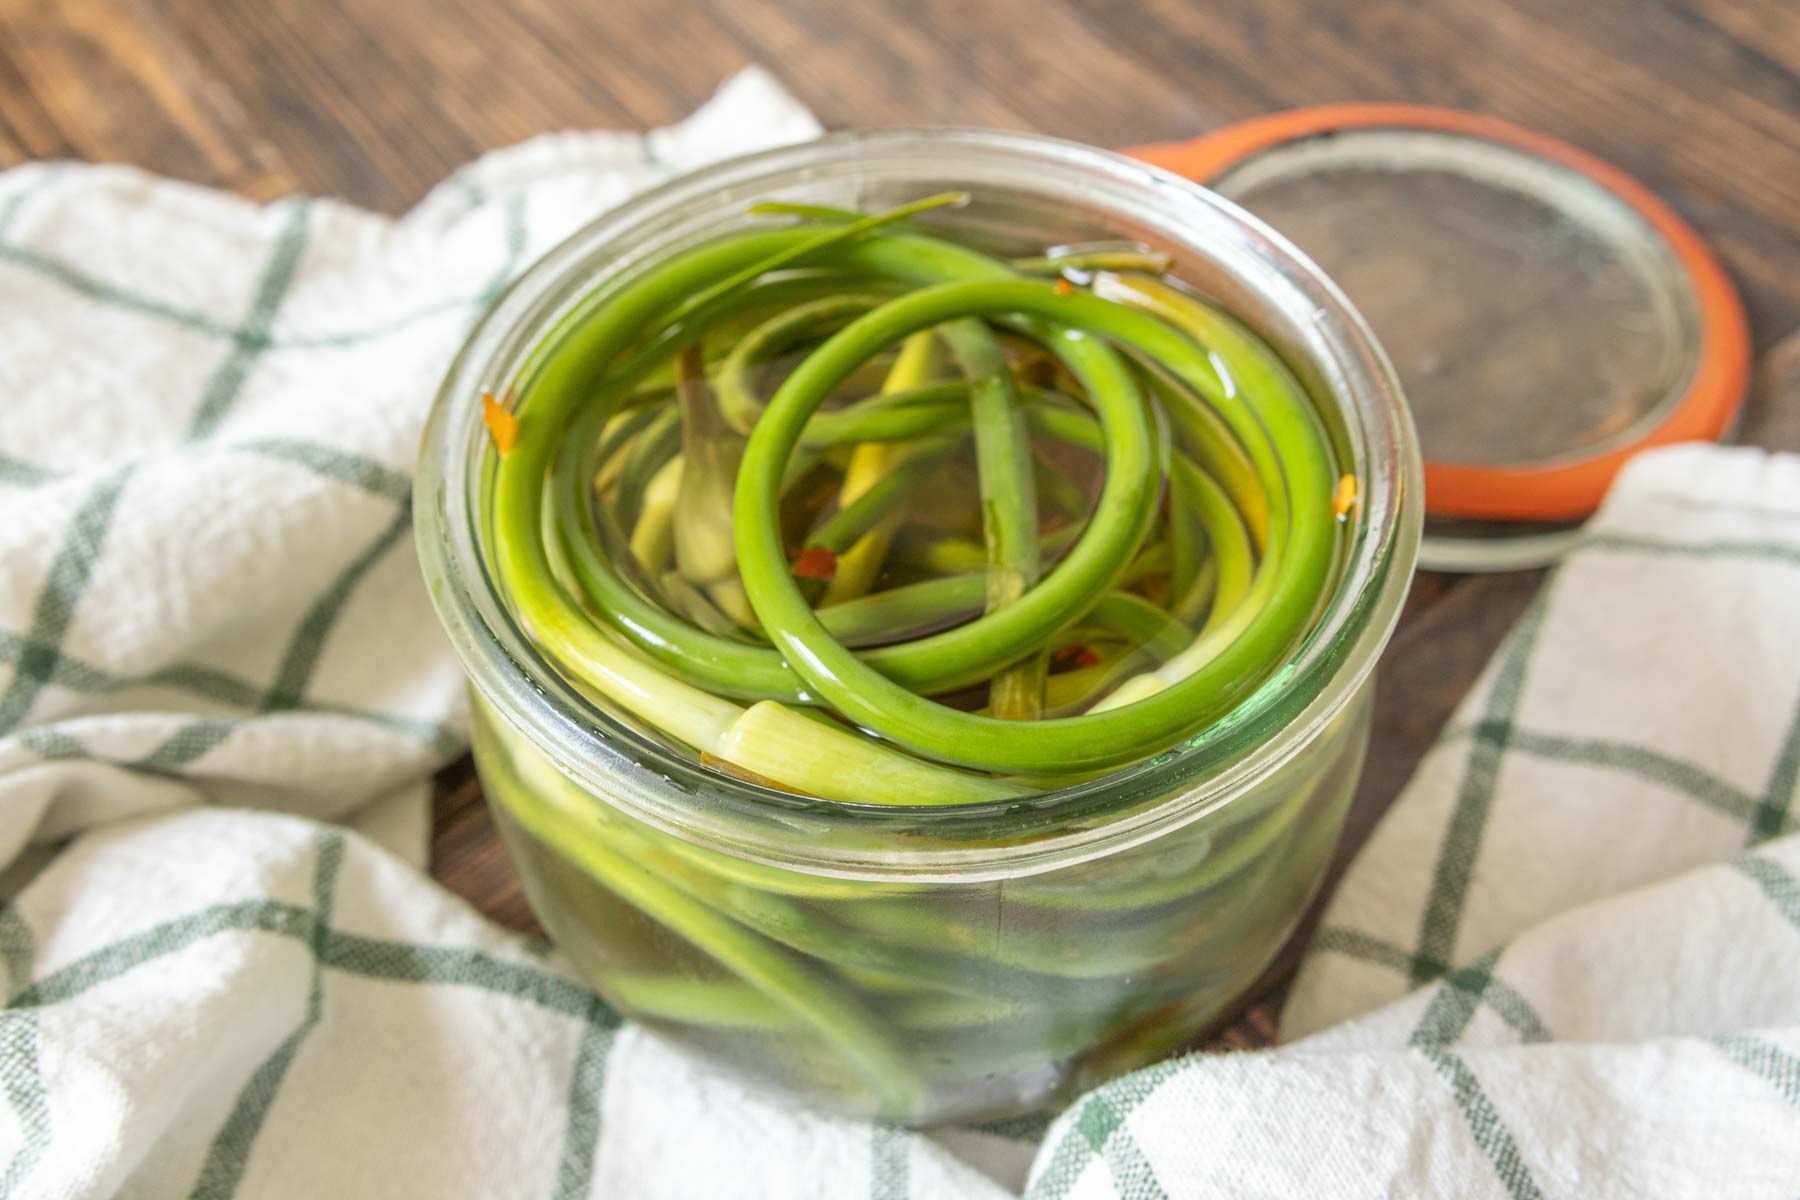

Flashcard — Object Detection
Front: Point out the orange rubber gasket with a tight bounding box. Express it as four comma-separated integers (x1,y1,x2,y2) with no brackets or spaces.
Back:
1128,105,1750,522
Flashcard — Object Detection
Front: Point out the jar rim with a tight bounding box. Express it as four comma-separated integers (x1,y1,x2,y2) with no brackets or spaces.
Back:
415,128,1422,880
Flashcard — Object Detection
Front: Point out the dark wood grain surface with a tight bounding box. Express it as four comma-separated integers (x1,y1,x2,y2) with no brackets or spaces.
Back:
6,0,1796,1052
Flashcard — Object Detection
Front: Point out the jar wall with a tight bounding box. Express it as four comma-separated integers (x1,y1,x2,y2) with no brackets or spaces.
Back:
471,682,1372,1124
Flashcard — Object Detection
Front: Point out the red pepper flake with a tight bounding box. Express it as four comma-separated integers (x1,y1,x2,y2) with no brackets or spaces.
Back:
482,391,518,456
794,546,838,580
1332,473,1358,520
1053,278,1075,296
1053,644,1103,670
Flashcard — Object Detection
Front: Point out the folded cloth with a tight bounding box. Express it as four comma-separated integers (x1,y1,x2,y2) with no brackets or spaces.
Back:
1028,445,1800,1199
0,65,819,874
2,65,1796,1198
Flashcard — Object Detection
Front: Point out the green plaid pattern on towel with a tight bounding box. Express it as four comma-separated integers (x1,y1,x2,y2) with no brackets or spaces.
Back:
1027,446,1800,1199
3,64,1798,1197
0,66,818,869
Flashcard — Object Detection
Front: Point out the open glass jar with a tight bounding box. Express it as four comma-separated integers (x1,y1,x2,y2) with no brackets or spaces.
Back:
416,130,1421,1125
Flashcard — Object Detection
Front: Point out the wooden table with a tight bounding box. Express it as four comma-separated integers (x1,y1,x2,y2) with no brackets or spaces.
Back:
7,0,1797,1050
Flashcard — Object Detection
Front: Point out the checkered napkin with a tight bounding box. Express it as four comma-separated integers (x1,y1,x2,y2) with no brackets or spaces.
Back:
1027,445,1800,1199
2,65,1797,1200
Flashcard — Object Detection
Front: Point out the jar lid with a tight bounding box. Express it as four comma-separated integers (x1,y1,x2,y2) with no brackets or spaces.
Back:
1133,106,1750,571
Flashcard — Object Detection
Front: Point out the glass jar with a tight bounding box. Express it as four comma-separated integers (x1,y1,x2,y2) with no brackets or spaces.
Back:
415,130,1421,1125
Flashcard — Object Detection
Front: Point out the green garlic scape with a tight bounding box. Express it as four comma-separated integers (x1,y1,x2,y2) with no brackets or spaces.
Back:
486,194,1345,806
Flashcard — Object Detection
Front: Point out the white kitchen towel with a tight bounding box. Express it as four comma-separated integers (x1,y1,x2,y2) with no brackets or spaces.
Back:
0,66,819,875
2,64,1797,1199
1026,445,1800,1199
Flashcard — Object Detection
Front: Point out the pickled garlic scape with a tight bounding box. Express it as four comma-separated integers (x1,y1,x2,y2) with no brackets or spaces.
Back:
486,195,1344,800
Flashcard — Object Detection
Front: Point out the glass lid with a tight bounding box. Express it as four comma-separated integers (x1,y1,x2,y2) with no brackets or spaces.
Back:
1133,106,1750,571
